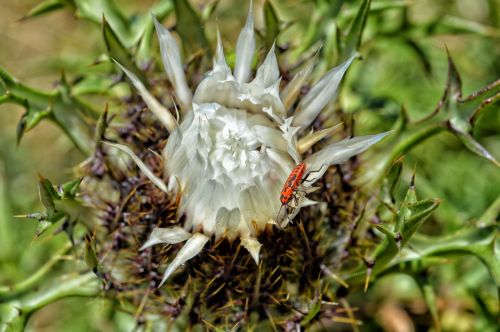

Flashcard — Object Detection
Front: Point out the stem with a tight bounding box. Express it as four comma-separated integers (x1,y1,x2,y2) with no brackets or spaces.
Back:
375,124,445,183
0,243,72,300
21,272,100,314
1,273,100,331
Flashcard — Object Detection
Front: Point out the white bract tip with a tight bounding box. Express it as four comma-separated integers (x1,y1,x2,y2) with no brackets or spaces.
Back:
103,141,168,193
152,15,192,109
139,227,191,251
114,60,177,133
159,233,209,286
234,1,255,84
293,55,356,129
254,43,279,87
241,237,262,264
304,131,392,185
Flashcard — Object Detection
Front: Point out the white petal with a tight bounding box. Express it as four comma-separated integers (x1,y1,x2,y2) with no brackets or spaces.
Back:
254,43,279,87
234,1,255,84
241,237,262,264
114,60,177,133
304,131,391,185
293,55,356,128
215,207,241,240
140,226,191,250
159,233,209,287
152,15,192,109
103,142,168,193
279,117,301,164
254,125,288,152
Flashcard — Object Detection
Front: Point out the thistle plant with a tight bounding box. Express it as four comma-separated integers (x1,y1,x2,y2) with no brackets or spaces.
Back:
0,0,498,331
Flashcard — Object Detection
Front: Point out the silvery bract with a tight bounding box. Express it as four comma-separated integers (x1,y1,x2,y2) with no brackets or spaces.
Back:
108,3,389,286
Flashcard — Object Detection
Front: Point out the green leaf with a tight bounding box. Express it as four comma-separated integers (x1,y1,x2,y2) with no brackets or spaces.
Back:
17,107,52,144
37,175,60,218
136,1,174,61
0,65,96,154
75,0,132,43
60,178,83,199
450,127,500,167
172,0,210,57
408,226,499,290
477,197,500,227
23,0,69,20
263,0,280,51
341,0,371,60
102,16,146,83
72,75,115,96
84,234,102,278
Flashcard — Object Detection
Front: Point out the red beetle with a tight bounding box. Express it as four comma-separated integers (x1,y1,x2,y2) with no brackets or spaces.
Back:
277,162,325,224
280,163,306,205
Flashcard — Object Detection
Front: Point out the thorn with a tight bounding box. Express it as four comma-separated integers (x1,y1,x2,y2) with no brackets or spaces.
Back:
362,259,374,293
410,166,416,188
395,232,403,253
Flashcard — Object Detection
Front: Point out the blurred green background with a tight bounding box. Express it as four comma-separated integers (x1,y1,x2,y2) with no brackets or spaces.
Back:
0,0,498,330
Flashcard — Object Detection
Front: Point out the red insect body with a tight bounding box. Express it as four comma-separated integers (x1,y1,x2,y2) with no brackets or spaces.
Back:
280,163,306,205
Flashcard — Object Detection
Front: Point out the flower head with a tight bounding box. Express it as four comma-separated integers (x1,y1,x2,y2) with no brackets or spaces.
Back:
110,3,389,286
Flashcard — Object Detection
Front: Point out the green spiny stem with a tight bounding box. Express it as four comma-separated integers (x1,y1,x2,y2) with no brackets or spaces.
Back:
373,123,446,184
1,65,97,154
1,272,100,332
344,225,498,289
0,243,72,300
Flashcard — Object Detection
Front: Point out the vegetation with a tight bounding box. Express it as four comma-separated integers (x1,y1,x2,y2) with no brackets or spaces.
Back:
0,0,498,331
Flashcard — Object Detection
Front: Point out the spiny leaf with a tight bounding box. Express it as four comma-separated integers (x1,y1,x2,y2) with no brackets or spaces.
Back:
0,65,95,154
17,107,52,144
450,127,500,167
102,16,145,83
60,178,83,199
38,174,60,218
341,0,371,60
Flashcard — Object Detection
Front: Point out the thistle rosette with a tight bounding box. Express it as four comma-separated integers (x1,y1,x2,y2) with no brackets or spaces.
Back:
107,4,389,286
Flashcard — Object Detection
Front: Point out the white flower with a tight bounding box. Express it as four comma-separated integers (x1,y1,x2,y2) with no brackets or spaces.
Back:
107,3,389,286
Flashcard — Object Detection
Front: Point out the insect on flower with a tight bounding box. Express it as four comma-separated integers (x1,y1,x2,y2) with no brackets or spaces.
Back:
277,163,323,224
